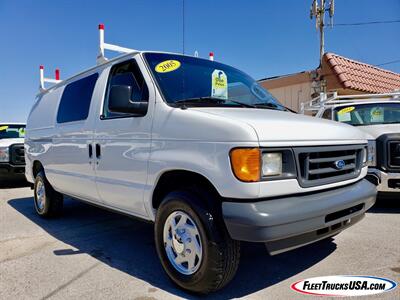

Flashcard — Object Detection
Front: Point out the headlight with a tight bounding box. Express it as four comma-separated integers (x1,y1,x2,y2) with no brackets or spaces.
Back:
367,140,376,167
0,147,9,162
262,153,282,176
230,148,296,182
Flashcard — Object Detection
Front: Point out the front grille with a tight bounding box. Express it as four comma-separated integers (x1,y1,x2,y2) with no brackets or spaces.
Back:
10,144,25,165
294,145,364,188
388,141,400,168
376,134,400,172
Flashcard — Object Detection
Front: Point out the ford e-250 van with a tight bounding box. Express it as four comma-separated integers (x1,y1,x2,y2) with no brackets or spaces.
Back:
25,27,376,294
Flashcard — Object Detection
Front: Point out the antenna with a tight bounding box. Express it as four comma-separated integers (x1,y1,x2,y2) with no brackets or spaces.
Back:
182,0,185,54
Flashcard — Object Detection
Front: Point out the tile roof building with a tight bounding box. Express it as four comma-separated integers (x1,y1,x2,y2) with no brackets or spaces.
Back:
259,52,400,112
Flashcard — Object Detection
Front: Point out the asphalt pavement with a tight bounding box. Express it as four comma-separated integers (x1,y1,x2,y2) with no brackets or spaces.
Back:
0,184,399,300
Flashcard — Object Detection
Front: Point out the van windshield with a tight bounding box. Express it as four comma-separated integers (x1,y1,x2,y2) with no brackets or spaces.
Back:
144,52,285,110
333,103,400,126
0,124,26,139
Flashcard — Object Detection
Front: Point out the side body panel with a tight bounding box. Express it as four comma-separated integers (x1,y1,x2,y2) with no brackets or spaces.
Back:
42,70,105,202
25,87,63,184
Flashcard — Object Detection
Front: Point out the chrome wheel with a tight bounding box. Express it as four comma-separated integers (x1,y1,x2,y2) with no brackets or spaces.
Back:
36,179,46,211
163,211,203,275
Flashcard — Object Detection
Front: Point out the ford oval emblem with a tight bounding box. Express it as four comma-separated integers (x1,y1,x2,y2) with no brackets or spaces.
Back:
334,160,346,170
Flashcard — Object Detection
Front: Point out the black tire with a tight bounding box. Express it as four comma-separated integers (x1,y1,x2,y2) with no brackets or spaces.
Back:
33,170,63,217
154,188,240,294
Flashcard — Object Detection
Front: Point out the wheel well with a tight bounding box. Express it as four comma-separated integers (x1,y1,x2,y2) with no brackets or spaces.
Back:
152,170,220,209
32,161,44,178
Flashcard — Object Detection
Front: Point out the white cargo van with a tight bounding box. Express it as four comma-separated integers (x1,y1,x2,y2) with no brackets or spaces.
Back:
301,92,400,196
25,26,376,293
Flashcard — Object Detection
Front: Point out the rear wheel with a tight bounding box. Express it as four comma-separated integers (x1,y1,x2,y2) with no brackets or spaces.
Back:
154,189,240,294
33,170,63,217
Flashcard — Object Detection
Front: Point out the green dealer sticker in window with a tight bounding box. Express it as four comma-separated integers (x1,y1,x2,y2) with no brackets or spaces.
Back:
155,60,181,73
18,127,26,137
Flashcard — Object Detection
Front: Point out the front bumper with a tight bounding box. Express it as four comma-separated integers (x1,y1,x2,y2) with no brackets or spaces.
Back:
0,162,26,180
222,179,376,255
368,168,400,193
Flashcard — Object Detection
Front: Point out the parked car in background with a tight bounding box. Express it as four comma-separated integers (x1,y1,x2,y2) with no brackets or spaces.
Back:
301,92,400,196
0,123,27,182
24,26,376,294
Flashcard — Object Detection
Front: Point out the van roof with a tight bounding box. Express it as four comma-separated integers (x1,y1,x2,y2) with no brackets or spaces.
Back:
0,122,26,125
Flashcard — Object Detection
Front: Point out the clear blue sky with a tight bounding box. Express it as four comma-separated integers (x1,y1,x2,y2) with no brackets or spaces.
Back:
0,0,399,122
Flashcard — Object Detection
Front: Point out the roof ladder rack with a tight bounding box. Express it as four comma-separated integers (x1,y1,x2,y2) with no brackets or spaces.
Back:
300,91,400,114
96,24,137,65
39,66,61,92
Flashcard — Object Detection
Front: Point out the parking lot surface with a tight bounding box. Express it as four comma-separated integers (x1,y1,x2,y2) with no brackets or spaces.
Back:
0,185,399,300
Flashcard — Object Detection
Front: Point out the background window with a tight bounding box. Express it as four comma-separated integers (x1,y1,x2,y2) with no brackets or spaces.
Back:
57,73,99,123
103,60,149,118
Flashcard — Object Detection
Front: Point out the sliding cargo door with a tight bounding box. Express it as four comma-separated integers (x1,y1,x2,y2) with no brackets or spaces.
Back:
50,73,100,202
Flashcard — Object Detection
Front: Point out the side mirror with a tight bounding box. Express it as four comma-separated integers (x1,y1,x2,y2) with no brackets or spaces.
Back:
108,85,148,116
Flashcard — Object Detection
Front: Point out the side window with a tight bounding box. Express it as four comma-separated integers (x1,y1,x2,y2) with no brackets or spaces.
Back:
103,59,149,118
321,109,332,120
57,73,99,123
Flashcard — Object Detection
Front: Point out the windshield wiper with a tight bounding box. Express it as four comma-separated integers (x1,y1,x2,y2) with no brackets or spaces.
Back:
253,102,295,113
353,121,400,126
175,97,225,105
174,97,256,108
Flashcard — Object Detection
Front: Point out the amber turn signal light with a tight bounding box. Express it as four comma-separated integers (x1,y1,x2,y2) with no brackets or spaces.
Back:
230,148,261,182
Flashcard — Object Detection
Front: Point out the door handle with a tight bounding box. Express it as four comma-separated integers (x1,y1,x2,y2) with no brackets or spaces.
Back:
95,144,101,159
88,144,93,158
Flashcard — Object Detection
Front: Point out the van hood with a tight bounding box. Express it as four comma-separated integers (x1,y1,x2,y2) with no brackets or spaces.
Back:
192,108,367,144
352,124,400,140
0,138,24,147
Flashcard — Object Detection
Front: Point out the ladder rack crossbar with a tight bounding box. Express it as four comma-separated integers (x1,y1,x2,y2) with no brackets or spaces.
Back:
301,91,400,113
39,66,62,92
43,78,62,84
103,42,136,54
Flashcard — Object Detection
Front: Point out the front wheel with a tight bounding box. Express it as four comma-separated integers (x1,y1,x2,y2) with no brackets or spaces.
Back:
154,189,240,294
33,170,63,217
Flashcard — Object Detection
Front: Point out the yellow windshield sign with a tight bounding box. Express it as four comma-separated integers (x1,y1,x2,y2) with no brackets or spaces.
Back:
338,106,355,115
155,60,181,73
0,125,9,131
211,69,228,99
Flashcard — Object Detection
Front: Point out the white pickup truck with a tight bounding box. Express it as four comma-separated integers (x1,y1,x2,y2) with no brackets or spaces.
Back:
0,123,26,182
24,26,376,294
302,92,400,196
